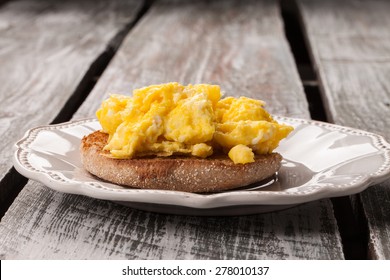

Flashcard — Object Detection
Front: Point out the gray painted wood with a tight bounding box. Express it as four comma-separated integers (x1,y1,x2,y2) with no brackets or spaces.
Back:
0,182,341,259
0,0,143,195
76,0,310,119
297,0,390,259
0,0,344,259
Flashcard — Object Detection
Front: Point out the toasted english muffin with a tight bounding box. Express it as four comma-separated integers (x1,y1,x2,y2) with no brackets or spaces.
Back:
81,131,282,193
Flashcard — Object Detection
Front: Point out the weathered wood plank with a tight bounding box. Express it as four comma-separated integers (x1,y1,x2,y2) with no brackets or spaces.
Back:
0,0,144,201
0,182,341,259
76,0,310,119
297,0,390,259
0,0,344,259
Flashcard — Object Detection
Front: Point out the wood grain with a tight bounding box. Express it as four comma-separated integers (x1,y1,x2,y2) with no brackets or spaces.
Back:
0,0,143,196
0,185,342,259
0,0,344,259
297,0,390,259
76,0,311,119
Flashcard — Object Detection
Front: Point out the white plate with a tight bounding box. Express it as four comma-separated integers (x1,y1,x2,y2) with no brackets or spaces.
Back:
13,118,390,215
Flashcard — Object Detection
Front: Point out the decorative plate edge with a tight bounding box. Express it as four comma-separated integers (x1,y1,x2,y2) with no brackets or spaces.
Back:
12,117,390,207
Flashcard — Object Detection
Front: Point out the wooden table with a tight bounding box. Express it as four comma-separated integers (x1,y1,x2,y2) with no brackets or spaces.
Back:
0,0,389,259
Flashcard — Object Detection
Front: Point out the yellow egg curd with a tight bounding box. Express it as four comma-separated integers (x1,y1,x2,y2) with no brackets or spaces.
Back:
96,82,293,164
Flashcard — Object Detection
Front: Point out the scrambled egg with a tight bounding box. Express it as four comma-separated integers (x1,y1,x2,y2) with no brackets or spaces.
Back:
96,82,293,164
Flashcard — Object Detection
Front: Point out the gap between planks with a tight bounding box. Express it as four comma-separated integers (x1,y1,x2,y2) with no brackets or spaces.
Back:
51,0,154,125
280,0,369,259
0,0,153,220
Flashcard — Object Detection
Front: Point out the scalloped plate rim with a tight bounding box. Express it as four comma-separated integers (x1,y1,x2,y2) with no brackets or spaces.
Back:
12,117,390,210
